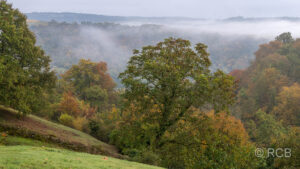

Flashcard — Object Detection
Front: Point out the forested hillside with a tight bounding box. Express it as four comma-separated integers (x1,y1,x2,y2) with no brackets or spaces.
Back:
231,33,300,168
28,21,266,84
26,12,201,23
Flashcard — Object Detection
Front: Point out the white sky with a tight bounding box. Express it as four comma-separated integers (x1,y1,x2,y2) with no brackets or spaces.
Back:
6,0,300,18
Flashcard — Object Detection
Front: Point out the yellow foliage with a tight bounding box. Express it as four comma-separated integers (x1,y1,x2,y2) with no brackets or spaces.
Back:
208,110,249,145
272,83,300,126
58,92,81,117
73,117,89,132
59,113,74,127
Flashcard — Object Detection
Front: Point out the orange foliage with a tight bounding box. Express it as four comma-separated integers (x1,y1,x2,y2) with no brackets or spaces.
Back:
58,92,81,117
230,69,244,82
58,91,96,118
292,39,300,49
96,61,116,92
254,41,282,61
62,59,116,93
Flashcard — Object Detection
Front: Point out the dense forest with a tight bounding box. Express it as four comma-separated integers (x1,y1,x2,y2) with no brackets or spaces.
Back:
0,1,299,169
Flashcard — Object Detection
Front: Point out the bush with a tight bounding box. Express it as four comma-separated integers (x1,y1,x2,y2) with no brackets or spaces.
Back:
88,120,110,142
89,107,122,142
59,113,74,127
0,132,8,145
73,117,89,132
123,148,161,166
136,150,161,166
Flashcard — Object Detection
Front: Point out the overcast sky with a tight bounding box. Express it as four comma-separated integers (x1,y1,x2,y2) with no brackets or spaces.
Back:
6,0,300,18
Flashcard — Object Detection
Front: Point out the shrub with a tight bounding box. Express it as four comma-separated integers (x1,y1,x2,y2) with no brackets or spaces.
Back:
59,113,74,127
123,148,161,166
88,120,110,142
73,117,89,132
135,150,161,166
89,107,122,142
58,92,82,117
0,132,8,145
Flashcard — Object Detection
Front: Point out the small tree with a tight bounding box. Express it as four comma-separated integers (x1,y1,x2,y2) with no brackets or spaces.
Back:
62,59,115,111
275,32,294,44
272,83,300,126
119,38,235,148
0,1,56,114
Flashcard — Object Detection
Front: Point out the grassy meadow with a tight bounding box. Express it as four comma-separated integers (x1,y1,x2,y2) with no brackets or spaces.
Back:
0,146,163,169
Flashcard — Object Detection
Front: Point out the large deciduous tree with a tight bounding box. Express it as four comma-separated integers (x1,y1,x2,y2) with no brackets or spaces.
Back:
0,1,56,114
119,38,235,148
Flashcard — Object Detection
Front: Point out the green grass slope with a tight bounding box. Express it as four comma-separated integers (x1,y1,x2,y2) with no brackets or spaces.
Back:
0,106,120,157
0,136,58,148
0,146,163,169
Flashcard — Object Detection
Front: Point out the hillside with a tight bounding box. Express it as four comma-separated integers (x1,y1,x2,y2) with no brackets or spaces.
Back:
0,146,163,169
26,12,300,23
25,12,201,23
0,106,120,158
28,21,266,85
0,106,165,168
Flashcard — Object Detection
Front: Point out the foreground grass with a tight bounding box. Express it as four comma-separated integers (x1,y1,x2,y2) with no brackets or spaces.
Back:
0,146,163,169
0,136,59,148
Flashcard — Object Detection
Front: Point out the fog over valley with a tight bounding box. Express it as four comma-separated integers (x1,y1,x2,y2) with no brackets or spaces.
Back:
151,19,300,38
26,13,300,84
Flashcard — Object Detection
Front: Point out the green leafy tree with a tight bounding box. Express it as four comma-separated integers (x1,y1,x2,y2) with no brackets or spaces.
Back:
0,1,56,114
275,32,294,44
119,38,235,148
245,110,287,147
273,127,300,169
160,111,264,169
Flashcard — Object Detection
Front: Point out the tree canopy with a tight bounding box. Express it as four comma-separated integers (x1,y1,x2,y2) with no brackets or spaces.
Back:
61,59,116,111
0,0,56,114
119,38,235,148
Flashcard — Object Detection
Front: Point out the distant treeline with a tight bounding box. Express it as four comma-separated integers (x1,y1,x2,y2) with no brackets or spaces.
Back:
26,12,300,23
29,20,267,85
26,12,203,23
